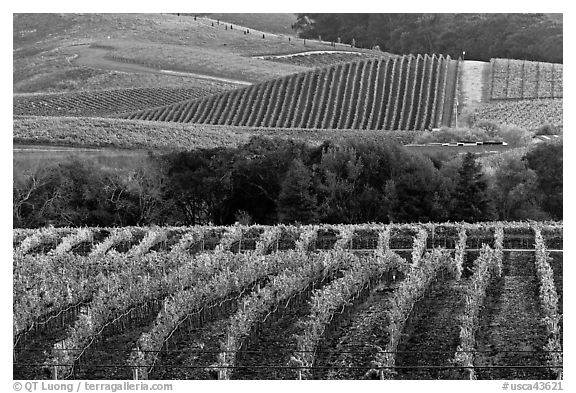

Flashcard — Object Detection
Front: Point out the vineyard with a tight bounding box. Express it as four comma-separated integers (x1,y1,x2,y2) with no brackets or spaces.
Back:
489,59,563,100
474,98,563,131
123,54,459,131
13,116,421,151
13,221,562,380
13,86,236,118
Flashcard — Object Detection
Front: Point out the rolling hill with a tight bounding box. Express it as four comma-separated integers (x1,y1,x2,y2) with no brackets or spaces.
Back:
13,13,380,94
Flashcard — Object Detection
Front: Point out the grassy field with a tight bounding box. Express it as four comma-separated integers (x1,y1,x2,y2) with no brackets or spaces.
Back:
14,13,376,94
205,13,298,36
103,41,306,83
14,65,241,94
13,145,150,183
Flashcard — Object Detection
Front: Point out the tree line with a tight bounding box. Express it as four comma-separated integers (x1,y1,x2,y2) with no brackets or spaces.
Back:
13,136,562,228
293,13,563,64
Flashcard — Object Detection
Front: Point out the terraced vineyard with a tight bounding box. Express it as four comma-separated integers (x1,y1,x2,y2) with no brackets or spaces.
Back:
123,54,459,130
14,221,562,380
490,59,563,100
13,86,235,118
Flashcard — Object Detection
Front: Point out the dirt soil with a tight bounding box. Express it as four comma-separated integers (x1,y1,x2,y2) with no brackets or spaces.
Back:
474,251,552,380
13,310,82,380
74,305,163,379
232,293,315,380
394,277,467,380
311,280,398,380
150,307,238,380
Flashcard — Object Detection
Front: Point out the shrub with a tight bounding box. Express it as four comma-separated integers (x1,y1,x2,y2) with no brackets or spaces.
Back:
535,124,560,136
474,120,501,137
498,126,532,147
414,127,491,144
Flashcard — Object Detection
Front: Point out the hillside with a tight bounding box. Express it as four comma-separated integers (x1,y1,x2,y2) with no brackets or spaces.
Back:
123,54,459,131
14,13,380,94
205,13,298,36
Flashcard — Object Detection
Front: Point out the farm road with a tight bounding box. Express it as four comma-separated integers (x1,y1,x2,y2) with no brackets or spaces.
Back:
459,60,490,113
70,44,252,85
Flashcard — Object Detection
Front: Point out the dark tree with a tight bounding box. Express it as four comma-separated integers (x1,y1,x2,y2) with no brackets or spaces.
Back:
277,158,318,224
488,151,546,221
13,159,136,228
450,153,494,222
293,13,562,63
229,137,314,224
160,148,235,225
391,153,448,223
524,141,563,219
316,145,364,223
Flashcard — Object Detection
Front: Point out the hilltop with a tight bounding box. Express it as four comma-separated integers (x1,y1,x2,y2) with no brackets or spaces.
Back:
205,13,298,36
13,13,380,94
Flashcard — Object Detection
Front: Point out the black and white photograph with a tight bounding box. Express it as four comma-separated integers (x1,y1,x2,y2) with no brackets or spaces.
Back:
11,5,565,388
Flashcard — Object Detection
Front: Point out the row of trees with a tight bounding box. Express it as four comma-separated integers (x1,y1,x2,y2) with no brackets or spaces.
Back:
293,14,563,64
13,137,562,228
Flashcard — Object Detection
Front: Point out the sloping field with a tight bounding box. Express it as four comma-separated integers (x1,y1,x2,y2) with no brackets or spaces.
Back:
13,86,235,118
13,116,420,151
124,54,459,131
101,42,306,84
15,13,377,94
13,65,241,94
205,13,298,36
490,59,563,100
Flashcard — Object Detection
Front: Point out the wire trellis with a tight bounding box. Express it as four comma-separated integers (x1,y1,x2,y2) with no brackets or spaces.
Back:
14,363,563,370
16,347,564,354
14,363,564,373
